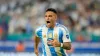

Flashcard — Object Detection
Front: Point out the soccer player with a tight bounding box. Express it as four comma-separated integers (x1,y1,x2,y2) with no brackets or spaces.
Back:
34,8,71,56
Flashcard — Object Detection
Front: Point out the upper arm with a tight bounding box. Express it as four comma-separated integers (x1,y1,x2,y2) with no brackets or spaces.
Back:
62,26,71,42
35,28,42,39
61,26,71,50
34,27,42,48
34,35,40,42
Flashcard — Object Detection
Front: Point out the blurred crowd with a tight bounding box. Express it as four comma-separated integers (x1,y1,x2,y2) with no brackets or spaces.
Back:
0,0,100,42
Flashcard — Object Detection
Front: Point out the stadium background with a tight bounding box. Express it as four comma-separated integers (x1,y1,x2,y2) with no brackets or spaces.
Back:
0,0,100,56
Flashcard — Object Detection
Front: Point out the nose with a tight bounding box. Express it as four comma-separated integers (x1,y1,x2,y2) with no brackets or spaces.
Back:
46,17,49,20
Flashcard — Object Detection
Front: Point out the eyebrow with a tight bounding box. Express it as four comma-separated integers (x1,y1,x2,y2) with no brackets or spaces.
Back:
45,14,53,16
49,15,52,16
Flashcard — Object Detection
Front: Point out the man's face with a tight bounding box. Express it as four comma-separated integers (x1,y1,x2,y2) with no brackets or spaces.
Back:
45,11,57,28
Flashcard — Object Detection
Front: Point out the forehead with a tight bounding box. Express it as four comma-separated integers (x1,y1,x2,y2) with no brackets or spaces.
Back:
45,11,56,16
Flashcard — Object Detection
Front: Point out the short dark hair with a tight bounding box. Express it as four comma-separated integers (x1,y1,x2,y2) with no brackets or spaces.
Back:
46,8,57,14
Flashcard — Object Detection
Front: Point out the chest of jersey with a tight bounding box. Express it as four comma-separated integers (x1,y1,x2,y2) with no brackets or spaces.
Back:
41,27,63,45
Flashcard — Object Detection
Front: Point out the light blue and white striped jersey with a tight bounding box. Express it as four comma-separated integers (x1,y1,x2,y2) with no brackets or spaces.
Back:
35,23,71,56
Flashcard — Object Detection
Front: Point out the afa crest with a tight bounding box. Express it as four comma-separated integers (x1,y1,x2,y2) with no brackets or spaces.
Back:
54,33,58,39
43,34,46,38
48,33,52,38
66,35,69,39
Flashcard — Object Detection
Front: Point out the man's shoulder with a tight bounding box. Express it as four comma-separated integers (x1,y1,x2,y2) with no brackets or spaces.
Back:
57,23,67,29
36,24,46,32
35,25,46,38
57,23,69,32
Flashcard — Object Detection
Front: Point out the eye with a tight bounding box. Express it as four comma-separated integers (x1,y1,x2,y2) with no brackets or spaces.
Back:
49,15,52,17
45,15,47,17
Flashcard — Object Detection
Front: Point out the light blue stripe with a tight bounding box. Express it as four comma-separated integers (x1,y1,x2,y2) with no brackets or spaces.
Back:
36,24,46,38
59,24,69,33
60,47,66,56
59,28,63,43
59,28,66,56
49,46,57,56
36,29,42,39
37,27,47,56
41,39,47,56
47,28,57,56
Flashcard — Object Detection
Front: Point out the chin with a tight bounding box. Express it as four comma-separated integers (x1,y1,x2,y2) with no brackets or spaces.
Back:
47,24,51,28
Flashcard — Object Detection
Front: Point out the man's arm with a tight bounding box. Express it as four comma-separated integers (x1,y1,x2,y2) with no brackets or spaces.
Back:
34,36,40,56
52,26,71,50
34,36,40,50
62,26,71,50
51,39,71,50
62,42,71,50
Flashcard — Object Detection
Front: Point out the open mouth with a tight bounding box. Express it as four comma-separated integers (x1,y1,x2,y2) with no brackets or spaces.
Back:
46,21,50,23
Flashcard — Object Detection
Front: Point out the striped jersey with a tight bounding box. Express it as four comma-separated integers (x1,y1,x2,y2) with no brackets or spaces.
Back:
35,23,71,56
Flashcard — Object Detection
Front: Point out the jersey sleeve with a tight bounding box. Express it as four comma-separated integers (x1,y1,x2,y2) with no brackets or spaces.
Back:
62,27,71,42
35,27,42,38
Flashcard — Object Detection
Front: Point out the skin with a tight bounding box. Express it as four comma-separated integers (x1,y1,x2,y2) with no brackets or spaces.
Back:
45,11,57,28
34,36,40,56
34,11,71,56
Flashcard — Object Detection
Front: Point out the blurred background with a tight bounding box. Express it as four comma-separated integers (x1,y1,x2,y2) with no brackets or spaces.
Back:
0,0,100,56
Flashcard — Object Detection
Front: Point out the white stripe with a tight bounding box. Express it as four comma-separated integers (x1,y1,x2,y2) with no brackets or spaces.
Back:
60,27,71,42
42,27,51,56
35,27,42,37
53,26,61,56
53,26,59,41
64,50,68,56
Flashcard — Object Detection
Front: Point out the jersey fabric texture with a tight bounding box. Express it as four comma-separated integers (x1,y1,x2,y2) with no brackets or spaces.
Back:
35,23,71,56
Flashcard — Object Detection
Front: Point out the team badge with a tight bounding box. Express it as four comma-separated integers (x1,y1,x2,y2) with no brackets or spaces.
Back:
43,34,46,38
48,33,52,38
54,33,58,39
66,35,69,39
